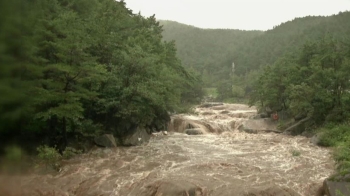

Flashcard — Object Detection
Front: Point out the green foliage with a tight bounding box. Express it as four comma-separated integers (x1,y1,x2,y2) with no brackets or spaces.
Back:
160,20,262,88
291,150,301,157
37,145,61,167
62,147,82,159
334,142,350,172
318,124,350,147
231,13,350,76
4,146,22,161
249,37,350,125
203,88,218,99
0,0,202,151
317,123,350,172
162,12,350,102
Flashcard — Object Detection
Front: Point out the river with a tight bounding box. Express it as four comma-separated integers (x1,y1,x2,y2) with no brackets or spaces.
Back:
2,103,335,196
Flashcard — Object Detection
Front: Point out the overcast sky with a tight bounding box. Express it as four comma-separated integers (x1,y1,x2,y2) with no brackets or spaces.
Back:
124,0,350,30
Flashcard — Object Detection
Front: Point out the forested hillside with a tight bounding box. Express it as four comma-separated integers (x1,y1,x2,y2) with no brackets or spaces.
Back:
0,0,202,152
159,20,263,86
232,12,350,75
160,12,350,100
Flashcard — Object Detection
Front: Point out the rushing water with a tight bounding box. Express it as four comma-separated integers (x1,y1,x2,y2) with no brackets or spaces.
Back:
2,104,335,196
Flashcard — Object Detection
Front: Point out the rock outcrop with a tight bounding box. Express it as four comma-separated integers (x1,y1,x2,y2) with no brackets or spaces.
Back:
185,128,203,135
122,127,150,146
323,173,350,196
238,118,280,134
94,134,117,147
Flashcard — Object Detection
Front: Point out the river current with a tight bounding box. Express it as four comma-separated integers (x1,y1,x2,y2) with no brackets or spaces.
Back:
2,103,334,196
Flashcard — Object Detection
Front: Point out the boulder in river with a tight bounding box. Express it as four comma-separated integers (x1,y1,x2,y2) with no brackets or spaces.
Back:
122,126,150,146
238,118,280,134
185,128,204,135
94,134,117,147
323,172,350,196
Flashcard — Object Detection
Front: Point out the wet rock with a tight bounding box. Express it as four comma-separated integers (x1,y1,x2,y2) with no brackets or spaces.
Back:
244,186,301,196
202,111,215,115
238,119,280,134
220,110,230,114
122,126,150,146
323,172,350,196
185,128,203,135
94,134,117,147
310,132,323,145
259,112,269,118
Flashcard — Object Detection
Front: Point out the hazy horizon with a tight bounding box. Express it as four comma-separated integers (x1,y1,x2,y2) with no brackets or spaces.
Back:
124,0,350,30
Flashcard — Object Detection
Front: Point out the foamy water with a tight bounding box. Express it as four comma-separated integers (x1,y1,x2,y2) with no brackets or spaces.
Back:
4,103,334,196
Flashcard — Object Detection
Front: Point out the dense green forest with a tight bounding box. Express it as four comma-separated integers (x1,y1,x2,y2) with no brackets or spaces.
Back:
0,0,203,153
161,12,350,101
160,20,263,87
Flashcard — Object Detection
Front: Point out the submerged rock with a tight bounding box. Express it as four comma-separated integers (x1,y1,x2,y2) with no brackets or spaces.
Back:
185,128,203,135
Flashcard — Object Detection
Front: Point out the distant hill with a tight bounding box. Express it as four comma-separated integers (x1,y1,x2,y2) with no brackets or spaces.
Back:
231,12,350,75
159,20,262,85
159,12,350,86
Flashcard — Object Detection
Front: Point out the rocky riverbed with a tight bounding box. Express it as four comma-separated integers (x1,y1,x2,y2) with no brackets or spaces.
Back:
1,103,335,196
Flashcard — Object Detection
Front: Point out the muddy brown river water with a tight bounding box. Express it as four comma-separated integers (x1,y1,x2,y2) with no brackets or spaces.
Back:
1,104,335,196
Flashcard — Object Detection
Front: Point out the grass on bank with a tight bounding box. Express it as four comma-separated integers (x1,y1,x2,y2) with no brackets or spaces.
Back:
317,123,350,173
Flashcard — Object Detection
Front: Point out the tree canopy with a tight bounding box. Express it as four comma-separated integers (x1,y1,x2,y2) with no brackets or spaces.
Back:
0,0,203,151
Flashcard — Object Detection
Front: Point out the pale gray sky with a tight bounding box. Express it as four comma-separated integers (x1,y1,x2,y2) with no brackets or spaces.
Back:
124,0,350,30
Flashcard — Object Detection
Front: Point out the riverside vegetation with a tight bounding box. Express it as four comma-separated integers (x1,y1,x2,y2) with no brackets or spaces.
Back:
0,0,203,169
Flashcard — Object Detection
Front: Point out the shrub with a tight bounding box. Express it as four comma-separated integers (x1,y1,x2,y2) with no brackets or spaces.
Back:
36,145,61,168
334,141,350,172
4,145,22,161
291,149,301,156
62,147,82,159
317,123,350,147
317,123,350,172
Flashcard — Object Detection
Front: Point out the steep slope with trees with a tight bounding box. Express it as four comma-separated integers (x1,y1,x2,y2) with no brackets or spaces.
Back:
160,13,350,102
231,13,350,75
159,20,263,86
0,0,203,152
219,12,350,101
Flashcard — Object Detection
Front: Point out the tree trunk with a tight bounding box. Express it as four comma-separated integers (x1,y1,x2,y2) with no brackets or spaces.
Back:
283,116,311,134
